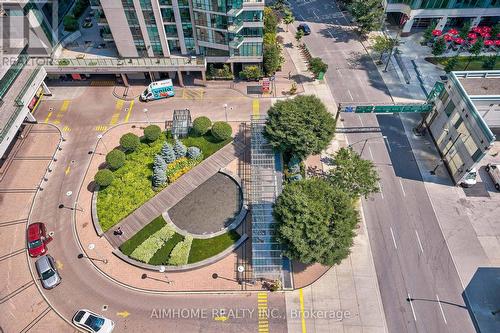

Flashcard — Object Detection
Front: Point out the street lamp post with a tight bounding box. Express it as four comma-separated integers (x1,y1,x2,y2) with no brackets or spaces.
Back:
77,253,108,264
143,108,151,125
223,104,228,122
97,134,109,153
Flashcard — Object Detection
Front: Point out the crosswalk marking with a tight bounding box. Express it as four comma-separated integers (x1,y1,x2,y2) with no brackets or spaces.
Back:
109,99,125,125
95,125,108,131
62,126,71,132
257,292,269,333
91,80,115,86
182,88,204,100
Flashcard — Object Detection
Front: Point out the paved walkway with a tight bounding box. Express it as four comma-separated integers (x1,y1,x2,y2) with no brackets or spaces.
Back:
281,23,388,333
104,137,246,248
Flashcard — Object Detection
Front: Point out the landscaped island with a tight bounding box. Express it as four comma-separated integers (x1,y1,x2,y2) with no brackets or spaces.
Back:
94,117,232,232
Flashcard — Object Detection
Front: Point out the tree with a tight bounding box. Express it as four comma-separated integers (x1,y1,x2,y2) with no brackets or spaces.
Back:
273,0,287,12
265,95,335,158
105,149,126,170
263,32,277,46
187,146,202,160
143,125,162,142
444,56,459,73
482,55,497,70
466,37,483,70
283,9,295,32
152,155,167,188
173,139,187,158
459,20,471,39
120,133,140,152
211,121,232,141
327,147,379,198
274,178,358,265
63,15,78,32
432,37,446,56
192,116,211,136
372,35,398,60
309,57,328,77
239,66,262,80
423,22,437,44
161,142,176,163
295,29,304,43
491,23,500,40
349,0,384,35
94,169,114,187
264,43,282,75
264,7,279,34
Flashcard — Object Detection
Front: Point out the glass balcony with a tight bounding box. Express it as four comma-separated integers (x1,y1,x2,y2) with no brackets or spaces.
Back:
228,19,243,33
229,35,244,49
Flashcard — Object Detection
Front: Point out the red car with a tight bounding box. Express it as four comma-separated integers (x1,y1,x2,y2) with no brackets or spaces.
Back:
27,223,52,257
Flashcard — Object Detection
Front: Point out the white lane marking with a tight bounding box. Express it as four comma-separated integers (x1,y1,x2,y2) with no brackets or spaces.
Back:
408,294,417,321
415,230,424,253
436,294,447,324
299,14,305,20
347,89,354,101
399,178,406,197
312,10,319,19
384,137,392,152
368,146,374,160
327,30,334,38
378,181,384,199
390,227,397,249
357,114,364,126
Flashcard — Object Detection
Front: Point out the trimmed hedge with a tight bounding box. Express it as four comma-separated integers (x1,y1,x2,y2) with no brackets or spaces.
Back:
119,216,166,255
211,121,232,142
192,116,212,136
144,125,162,142
120,133,140,152
168,235,193,265
94,169,114,187
105,149,125,170
130,224,176,263
148,232,184,265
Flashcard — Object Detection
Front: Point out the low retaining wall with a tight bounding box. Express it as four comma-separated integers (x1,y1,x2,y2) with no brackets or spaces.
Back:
90,184,104,237
113,233,248,272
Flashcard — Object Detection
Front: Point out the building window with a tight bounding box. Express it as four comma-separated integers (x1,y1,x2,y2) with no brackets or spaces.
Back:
165,25,178,37
443,100,455,117
471,149,483,162
161,8,175,22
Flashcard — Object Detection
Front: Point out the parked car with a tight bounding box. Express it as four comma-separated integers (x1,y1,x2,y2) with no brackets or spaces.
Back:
298,23,311,35
35,255,61,289
485,163,500,191
27,222,52,257
73,309,115,333
460,168,477,188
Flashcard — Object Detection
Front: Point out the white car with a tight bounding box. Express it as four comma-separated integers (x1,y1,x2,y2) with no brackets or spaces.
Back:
460,168,477,188
485,163,500,191
73,309,115,333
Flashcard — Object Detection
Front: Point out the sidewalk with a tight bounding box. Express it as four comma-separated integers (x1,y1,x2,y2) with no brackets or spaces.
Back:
281,24,388,333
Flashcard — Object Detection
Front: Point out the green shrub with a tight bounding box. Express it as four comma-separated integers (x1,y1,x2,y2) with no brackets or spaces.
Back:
72,0,89,18
94,169,114,187
482,56,497,70
105,149,125,170
192,116,212,136
187,146,202,160
173,139,187,158
239,66,262,81
120,133,140,152
63,15,78,32
144,125,162,142
309,57,328,77
211,121,232,141
168,235,193,265
130,225,175,263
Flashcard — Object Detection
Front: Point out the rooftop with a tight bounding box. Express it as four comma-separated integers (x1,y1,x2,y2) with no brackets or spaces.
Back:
458,77,500,97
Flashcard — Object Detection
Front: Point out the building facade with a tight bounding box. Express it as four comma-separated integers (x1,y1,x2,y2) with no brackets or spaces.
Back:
423,71,497,184
93,0,264,69
384,0,500,34
1,1,52,159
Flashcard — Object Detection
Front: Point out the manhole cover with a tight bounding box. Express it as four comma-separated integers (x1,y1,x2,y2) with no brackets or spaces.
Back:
102,305,108,311
48,231,55,237
88,243,95,250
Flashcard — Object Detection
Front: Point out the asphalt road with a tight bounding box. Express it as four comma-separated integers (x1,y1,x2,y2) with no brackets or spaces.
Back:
22,85,286,332
341,112,476,333
288,0,393,104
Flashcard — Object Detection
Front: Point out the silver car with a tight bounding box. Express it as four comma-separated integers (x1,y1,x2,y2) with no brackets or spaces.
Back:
485,163,500,191
35,255,61,289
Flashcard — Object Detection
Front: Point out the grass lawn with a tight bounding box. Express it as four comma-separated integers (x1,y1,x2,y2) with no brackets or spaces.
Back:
425,56,500,71
149,232,184,265
97,131,231,232
188,230,241,264
119,216,166,255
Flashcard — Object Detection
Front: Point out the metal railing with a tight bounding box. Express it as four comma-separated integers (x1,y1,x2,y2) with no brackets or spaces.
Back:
229,35,244,49
228,19,244,33
46,56,206,69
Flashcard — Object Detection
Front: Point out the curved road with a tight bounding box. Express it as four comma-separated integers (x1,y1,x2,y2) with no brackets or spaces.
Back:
18,85,285,332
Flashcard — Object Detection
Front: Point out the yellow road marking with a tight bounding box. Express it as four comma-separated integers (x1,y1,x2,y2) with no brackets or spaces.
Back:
65,165,71,175
53,119,60,125
95,125,108,131
299,288,307,333
62,126,71,132
60,100,70,112
44,112,53,123
257,292,269,332
214,316,228,322
56,260,63,269
116,311,130,318
109,99,125,125
124,100,134,122
32,95,43,113
252,99,260,116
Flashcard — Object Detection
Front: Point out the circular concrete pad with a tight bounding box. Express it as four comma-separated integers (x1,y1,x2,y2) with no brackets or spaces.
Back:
168,172,242,235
